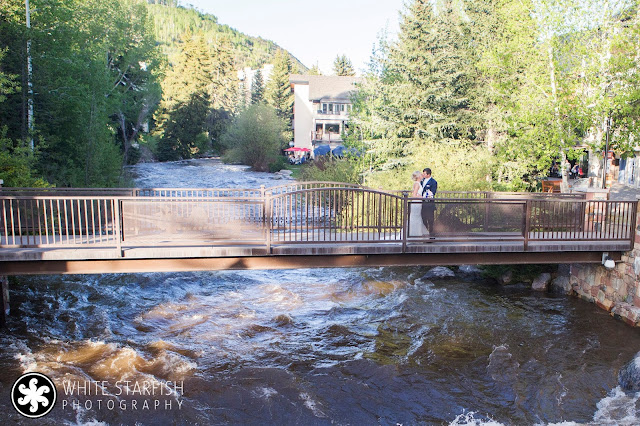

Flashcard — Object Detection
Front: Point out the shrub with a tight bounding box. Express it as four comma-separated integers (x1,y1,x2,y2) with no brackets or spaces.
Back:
300,156,361,183
365,140,496,191
221,104,285,172
268,156,289,173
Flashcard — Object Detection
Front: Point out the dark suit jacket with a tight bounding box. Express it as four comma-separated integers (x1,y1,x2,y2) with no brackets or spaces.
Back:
421,177,437,198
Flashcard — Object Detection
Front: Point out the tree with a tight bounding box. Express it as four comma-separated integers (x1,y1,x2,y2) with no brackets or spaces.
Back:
610,4,640,158
333,54,356,76
155,31,216,160
471,0,553,189
0,0,162,186
485,0,635,190
0,46,46,187
251,68,264,104
104,0,163,166
158,91,210,161
350,0,480,182
265,49,294,136
0,47,18,103
209,35,237,112
221,103,285,171
308,63,322,75
160,31,215,109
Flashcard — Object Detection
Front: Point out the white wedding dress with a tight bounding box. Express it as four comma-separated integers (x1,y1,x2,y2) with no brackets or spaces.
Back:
409,201,428,237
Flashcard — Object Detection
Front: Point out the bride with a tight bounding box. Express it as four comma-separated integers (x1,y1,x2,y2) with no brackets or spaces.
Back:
409,171,428,237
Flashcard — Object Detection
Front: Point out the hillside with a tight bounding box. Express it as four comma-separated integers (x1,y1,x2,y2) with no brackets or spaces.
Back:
147,3,308,72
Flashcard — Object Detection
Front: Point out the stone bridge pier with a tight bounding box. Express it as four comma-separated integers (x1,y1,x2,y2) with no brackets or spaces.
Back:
569,196,640,326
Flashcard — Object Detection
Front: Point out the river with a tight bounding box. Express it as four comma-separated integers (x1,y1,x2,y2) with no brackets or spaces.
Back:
1,158,640,425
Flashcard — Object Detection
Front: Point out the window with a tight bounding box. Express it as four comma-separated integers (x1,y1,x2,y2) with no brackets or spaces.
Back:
326,124,340,133
328,104,334,113
322,103,327,113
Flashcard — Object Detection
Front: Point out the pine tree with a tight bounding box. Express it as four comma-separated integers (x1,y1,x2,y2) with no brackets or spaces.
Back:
308,63,322,75
158,91,210,161
210,36,237,112
333,55,356,76
382,0,477,144
348,0,484,183
251,69,264,104
156,32,215,160
265,50,294,130
161,32,215,109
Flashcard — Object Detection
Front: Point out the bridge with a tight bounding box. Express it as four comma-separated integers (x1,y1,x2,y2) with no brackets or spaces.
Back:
0,182,636,275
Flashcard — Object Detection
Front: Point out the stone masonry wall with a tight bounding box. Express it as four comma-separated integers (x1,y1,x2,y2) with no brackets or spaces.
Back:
569,208,640,326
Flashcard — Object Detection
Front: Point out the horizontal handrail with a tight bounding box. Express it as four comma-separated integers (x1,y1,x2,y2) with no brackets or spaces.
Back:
0,183,587,200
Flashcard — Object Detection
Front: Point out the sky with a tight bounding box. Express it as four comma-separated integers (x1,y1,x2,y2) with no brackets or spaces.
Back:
179,0,406,75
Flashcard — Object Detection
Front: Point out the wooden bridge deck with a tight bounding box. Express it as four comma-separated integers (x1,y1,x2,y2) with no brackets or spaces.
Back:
0,236,629,275
0,184,636,274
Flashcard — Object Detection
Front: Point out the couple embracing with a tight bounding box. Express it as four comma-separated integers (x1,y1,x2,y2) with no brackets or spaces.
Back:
410,168,437,238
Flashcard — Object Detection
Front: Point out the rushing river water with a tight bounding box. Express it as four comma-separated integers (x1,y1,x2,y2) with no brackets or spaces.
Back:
1,159,640,425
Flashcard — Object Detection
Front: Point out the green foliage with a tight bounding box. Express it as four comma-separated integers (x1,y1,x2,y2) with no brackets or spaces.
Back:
251,69,265,105
364,140,495,191
0,0,161,187
265,50,294,130
155,31,233,160
0,48,18,103
350,0,640,191
300,156,361,184
268,155,289,173
221,103,285,172
146,3,307,72
157,92,210,161
0,127,48,187
308,63,322,75
0,0,306,187
349,0,483,187
333,54,356,76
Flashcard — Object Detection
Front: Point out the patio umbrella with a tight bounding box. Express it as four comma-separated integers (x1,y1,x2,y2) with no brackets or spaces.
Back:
314,145,331,156
331,146,344,157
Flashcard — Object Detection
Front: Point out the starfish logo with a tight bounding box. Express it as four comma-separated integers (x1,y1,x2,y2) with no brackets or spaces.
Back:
11,372,57,418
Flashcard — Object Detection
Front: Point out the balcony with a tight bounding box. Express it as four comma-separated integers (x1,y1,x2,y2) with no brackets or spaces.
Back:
312,131,342,143
316,109,348,116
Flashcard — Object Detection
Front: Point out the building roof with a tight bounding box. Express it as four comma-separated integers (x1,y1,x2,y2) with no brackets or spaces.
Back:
290,74,362,102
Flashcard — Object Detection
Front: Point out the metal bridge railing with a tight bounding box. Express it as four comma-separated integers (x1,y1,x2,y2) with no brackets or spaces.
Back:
0,187,634,255
0,183,588,200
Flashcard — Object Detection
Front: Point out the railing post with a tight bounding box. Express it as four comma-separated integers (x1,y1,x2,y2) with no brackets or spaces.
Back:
524,200,531,251
0,275,9,327
402,191,409,253
484,199,490,232
377,192,383,236
114,198,123,257
265,191,272,254
631,200,638,250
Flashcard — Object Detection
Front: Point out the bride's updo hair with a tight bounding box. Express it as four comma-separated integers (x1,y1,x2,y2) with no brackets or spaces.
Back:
412,171,422,181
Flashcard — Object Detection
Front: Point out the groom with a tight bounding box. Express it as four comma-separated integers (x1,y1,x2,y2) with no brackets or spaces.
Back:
420,168,437,237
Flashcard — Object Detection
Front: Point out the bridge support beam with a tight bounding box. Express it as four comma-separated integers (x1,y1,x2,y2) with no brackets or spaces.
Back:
0,251,620,276
0,275,8,327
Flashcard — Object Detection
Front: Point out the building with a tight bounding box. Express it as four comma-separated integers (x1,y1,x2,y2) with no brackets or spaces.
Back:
237,64,274,105
289,74,361,154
